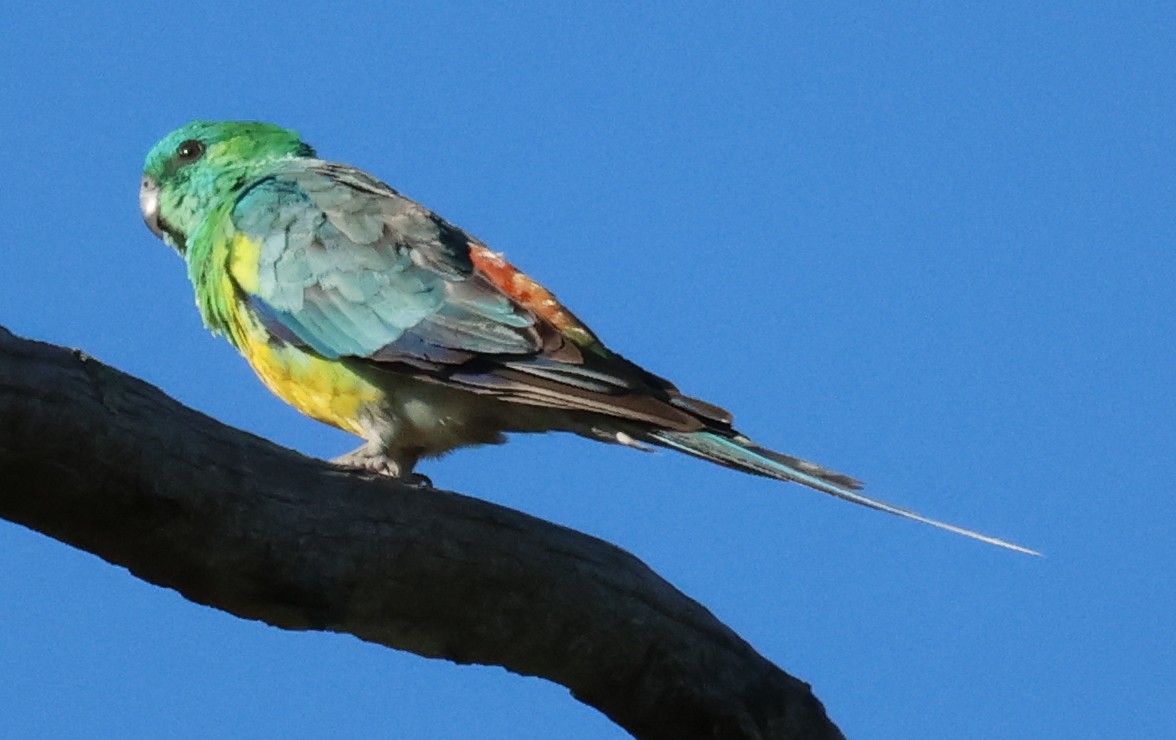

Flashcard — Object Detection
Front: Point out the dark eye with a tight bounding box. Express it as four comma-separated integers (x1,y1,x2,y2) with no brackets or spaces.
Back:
175,139,204,163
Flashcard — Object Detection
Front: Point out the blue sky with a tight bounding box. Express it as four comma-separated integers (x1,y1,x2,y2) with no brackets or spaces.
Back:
2,2,1173,738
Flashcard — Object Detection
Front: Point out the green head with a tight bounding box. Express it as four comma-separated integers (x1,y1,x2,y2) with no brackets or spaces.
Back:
140,120,315,253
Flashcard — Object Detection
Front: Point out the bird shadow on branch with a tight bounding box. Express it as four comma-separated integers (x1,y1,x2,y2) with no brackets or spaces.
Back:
0,324,842,740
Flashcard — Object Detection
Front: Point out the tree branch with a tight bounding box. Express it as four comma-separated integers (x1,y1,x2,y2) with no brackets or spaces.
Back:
0,325,842,740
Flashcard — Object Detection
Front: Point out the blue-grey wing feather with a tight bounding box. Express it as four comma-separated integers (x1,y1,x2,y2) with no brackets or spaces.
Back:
231,162,541,362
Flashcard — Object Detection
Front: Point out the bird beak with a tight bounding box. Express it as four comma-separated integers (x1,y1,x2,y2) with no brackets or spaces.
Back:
140,175,163,239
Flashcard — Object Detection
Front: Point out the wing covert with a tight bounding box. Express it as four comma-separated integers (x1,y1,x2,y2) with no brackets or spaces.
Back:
228,162,545,362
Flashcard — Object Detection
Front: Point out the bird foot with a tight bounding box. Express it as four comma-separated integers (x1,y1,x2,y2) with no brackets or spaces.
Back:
332,445,431,488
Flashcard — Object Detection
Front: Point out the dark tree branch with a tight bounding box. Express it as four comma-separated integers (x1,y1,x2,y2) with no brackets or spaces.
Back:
0,325,842,740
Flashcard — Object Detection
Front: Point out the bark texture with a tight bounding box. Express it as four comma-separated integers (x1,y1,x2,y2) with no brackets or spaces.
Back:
0,325,843,740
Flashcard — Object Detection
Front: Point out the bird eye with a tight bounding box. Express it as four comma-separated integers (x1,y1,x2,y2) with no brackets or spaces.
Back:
175,139,205,163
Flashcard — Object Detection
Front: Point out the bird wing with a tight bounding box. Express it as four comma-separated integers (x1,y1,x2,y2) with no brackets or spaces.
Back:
227,160,723,431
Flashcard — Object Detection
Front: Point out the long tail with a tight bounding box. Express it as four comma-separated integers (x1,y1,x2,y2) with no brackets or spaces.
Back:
649,430,1039,555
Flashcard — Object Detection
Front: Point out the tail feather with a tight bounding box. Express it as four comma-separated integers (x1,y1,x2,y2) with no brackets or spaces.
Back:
650,430,1040,556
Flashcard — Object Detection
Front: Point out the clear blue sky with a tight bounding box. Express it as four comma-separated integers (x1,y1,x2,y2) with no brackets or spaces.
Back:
2,3,1172,738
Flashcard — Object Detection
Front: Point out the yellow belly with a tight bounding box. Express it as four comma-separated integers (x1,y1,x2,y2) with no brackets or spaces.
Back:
204,232,384,436
236,322,383,437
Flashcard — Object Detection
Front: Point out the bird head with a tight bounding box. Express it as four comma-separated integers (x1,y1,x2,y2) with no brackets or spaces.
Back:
140,120,315,254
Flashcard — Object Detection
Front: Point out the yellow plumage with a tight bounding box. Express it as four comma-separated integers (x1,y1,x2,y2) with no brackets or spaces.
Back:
224,234,382,436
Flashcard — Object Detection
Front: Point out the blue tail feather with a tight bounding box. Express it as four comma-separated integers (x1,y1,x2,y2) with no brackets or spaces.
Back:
650,430,1039,555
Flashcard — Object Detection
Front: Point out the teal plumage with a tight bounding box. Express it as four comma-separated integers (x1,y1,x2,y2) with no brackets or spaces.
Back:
140,120,1037,554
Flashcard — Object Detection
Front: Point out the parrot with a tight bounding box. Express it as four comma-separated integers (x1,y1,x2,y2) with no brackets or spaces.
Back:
140,120,1037,555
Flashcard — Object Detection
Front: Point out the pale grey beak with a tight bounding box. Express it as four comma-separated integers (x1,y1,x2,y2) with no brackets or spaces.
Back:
140,175,163,239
